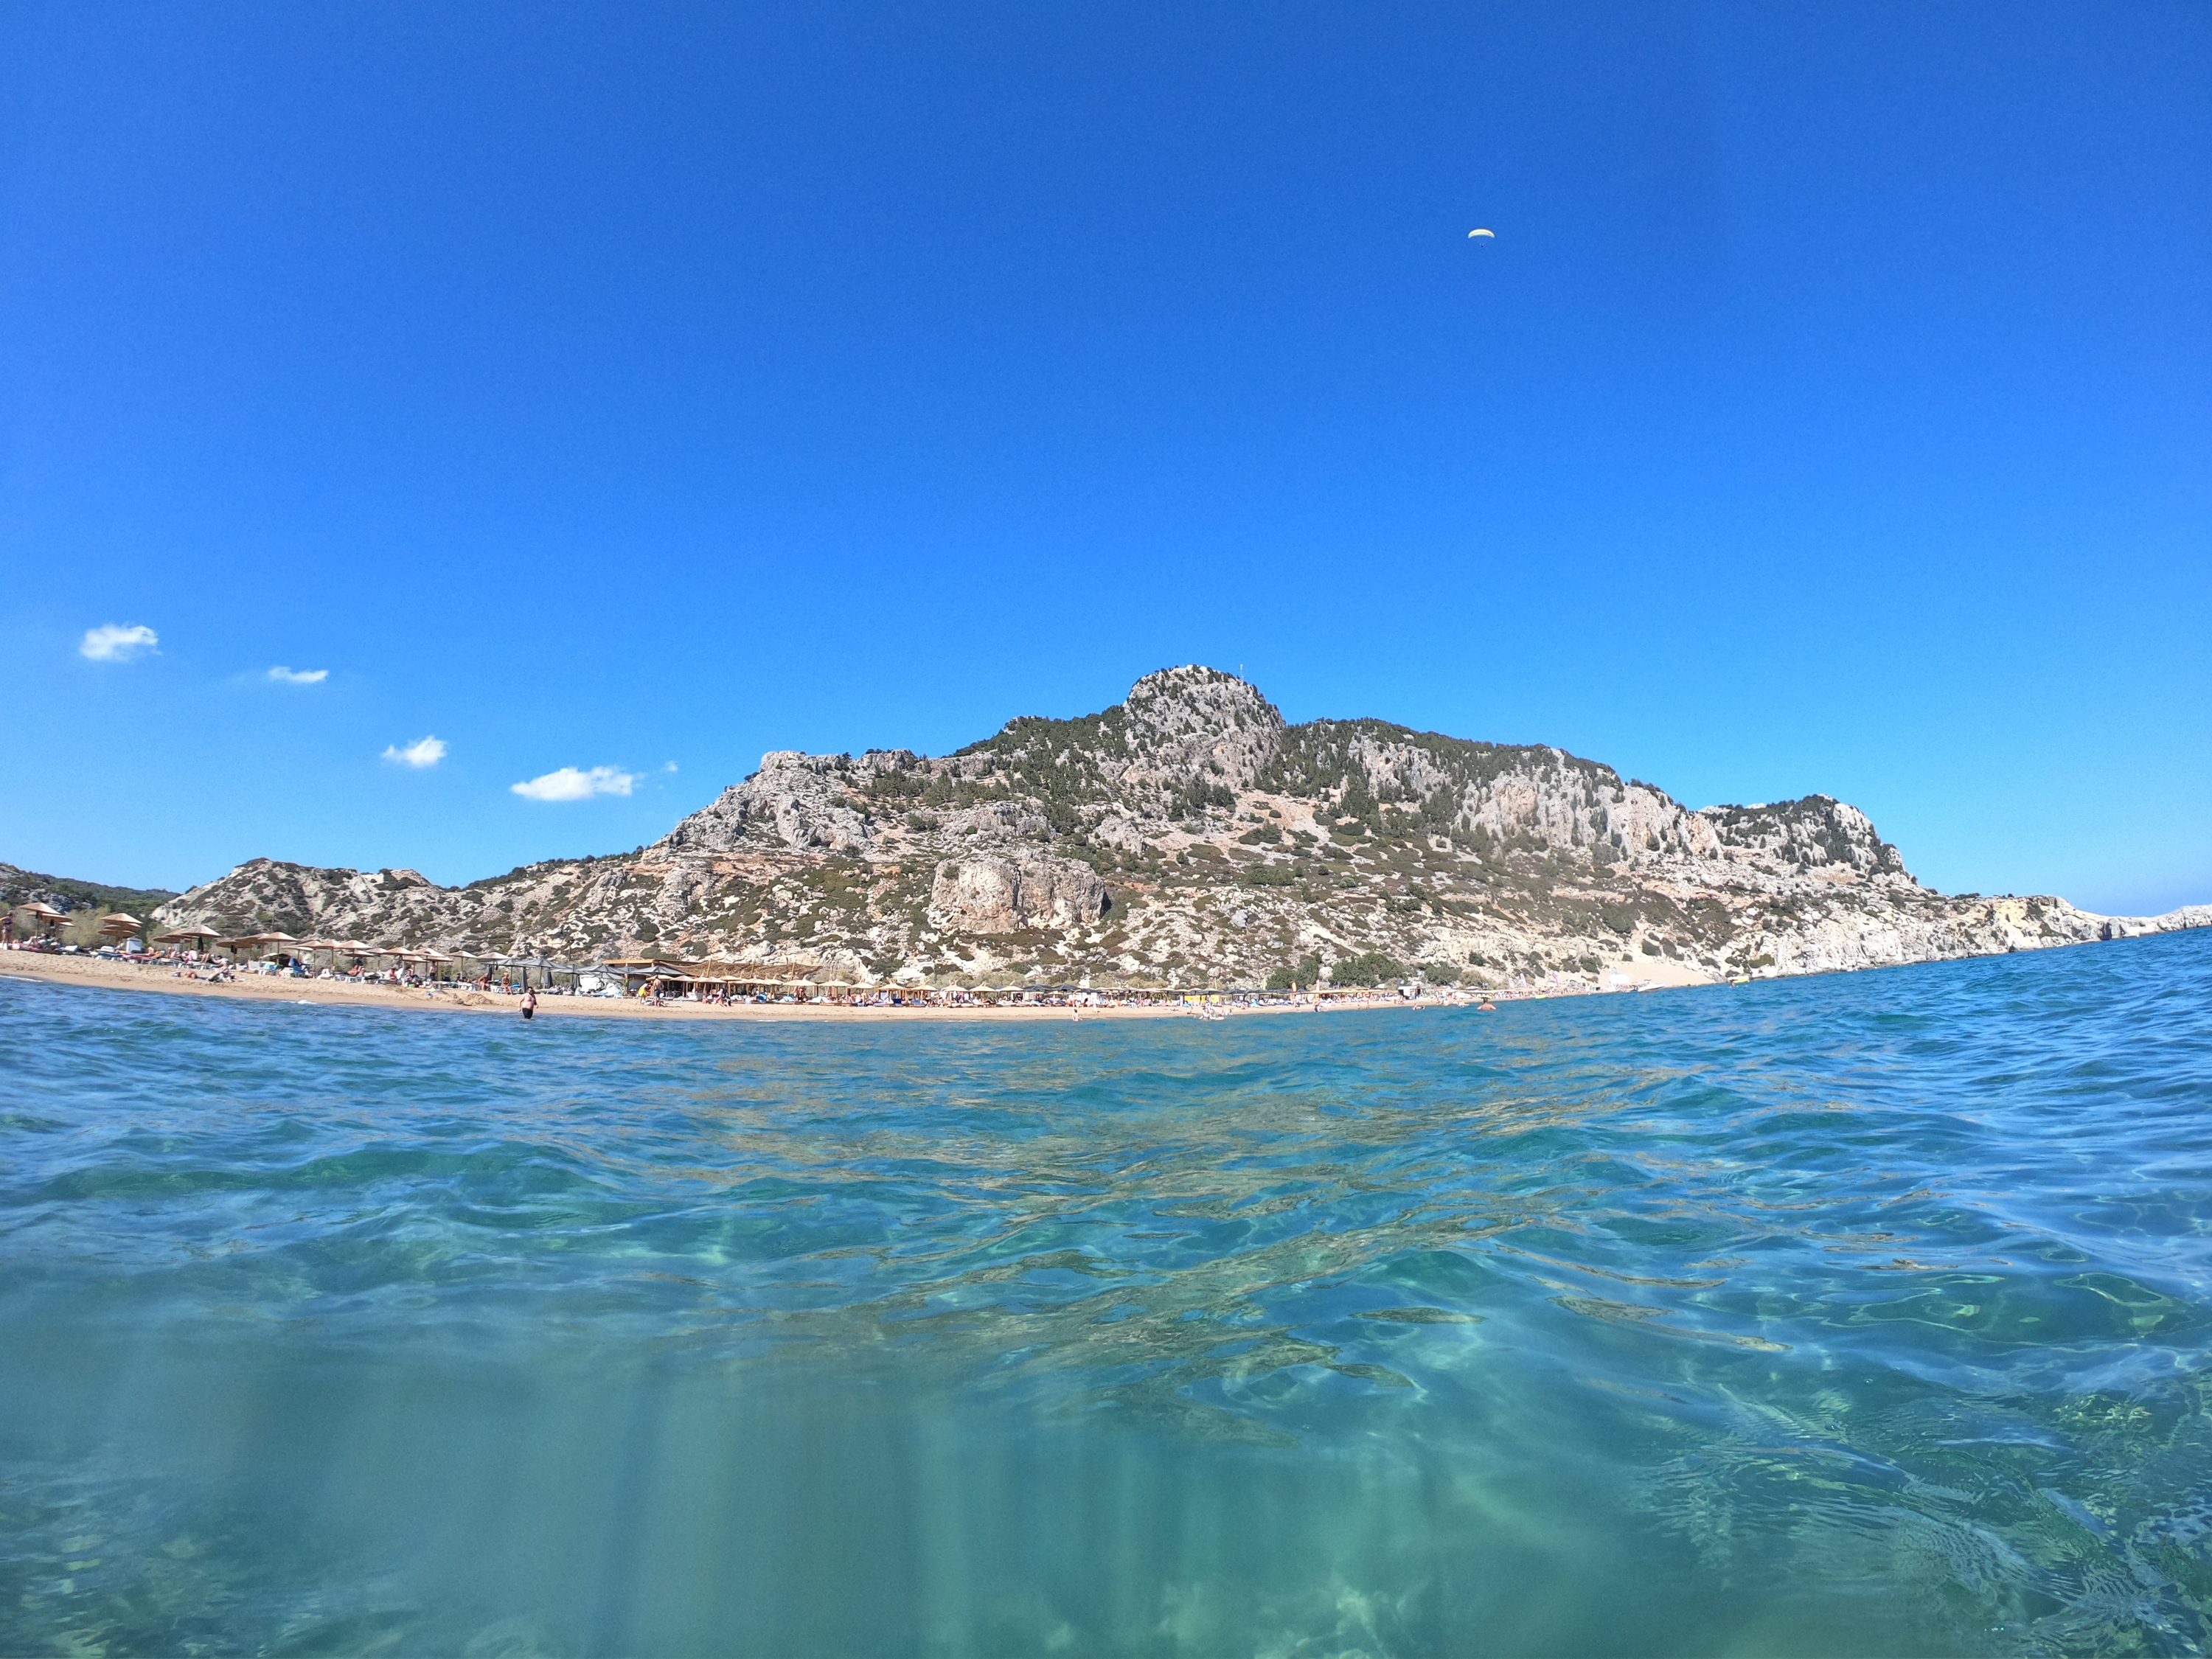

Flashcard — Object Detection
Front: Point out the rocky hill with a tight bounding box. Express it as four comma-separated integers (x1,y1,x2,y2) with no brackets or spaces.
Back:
153,667,2208,990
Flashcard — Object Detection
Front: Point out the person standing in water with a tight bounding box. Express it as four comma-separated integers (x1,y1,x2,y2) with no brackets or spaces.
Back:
522,987,538,1020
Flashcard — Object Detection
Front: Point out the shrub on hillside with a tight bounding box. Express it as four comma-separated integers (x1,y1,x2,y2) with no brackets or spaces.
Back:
1331,950,1405,987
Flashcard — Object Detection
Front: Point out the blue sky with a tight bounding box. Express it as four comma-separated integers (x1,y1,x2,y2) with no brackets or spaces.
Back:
4,1,2206,914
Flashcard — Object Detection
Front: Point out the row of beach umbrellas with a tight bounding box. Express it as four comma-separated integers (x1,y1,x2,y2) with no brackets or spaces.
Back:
165,931,579,984
147,928,464,973
9,904,147,942
8,908,539,982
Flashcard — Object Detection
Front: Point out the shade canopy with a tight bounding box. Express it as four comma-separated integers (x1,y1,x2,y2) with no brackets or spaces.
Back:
20,902,65,919
98,913,142,933
156,925,220,942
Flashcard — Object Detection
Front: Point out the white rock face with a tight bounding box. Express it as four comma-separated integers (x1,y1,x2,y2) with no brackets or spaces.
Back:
930,855,1111,935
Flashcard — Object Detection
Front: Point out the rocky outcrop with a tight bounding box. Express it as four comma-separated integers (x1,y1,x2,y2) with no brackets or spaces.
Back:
152,667,2208,989
931,855,1112,935
660,751,888,855
1121,666,1285,793
1698,797,1906,877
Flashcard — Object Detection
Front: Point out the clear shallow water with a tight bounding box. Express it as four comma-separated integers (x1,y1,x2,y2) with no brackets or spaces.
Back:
2,933,2209,1658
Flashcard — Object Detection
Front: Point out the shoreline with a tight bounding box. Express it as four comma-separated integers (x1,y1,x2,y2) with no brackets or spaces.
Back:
0,950,1477,1022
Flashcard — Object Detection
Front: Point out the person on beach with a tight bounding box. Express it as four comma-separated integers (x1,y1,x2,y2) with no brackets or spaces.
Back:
521,987,538,1020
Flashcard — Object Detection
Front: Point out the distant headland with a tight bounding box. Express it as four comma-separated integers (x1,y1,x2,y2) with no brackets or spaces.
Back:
47,667,2212,992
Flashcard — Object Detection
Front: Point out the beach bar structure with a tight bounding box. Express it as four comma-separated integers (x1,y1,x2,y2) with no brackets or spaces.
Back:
602,959,829,998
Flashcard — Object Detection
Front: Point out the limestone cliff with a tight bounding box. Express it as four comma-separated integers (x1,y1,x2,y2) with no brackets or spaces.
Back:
154,667,2208,989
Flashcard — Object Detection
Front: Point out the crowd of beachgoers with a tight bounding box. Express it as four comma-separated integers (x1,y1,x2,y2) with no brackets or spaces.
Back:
1,895,1642,1016
1,933,1547,1020
10,936,513,993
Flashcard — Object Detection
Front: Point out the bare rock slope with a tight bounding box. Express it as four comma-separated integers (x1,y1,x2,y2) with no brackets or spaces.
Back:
156,667,2208,988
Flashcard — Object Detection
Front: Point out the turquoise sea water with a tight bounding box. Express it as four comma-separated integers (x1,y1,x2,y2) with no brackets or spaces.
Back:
3,931,2209,1658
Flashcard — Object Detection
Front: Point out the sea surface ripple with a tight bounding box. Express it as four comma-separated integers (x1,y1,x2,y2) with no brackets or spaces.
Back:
3,930,2209,1656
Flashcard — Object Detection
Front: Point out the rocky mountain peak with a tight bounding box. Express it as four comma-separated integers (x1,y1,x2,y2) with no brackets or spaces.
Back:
1121,666,1284,790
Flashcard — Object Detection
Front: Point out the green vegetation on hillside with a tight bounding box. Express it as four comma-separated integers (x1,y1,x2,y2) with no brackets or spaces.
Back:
0,862,178,916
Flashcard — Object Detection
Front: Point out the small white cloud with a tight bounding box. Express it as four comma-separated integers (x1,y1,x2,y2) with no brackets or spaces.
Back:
383,735,448,768
664,760,679,773
268,666,329,685
80,623,159,662
511,765,640,802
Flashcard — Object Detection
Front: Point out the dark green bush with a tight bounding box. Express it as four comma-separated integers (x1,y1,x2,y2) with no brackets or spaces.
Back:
1332,950,1405,987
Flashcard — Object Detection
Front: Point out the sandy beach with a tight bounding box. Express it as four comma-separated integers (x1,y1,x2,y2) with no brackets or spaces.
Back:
0,949,1467,1023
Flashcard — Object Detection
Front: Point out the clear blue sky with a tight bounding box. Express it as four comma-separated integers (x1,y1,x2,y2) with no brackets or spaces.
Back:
4,1,2206,914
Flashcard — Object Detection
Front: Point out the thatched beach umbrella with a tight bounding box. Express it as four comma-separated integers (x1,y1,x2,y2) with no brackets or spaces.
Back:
21,902,66,941
156,925,220,953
